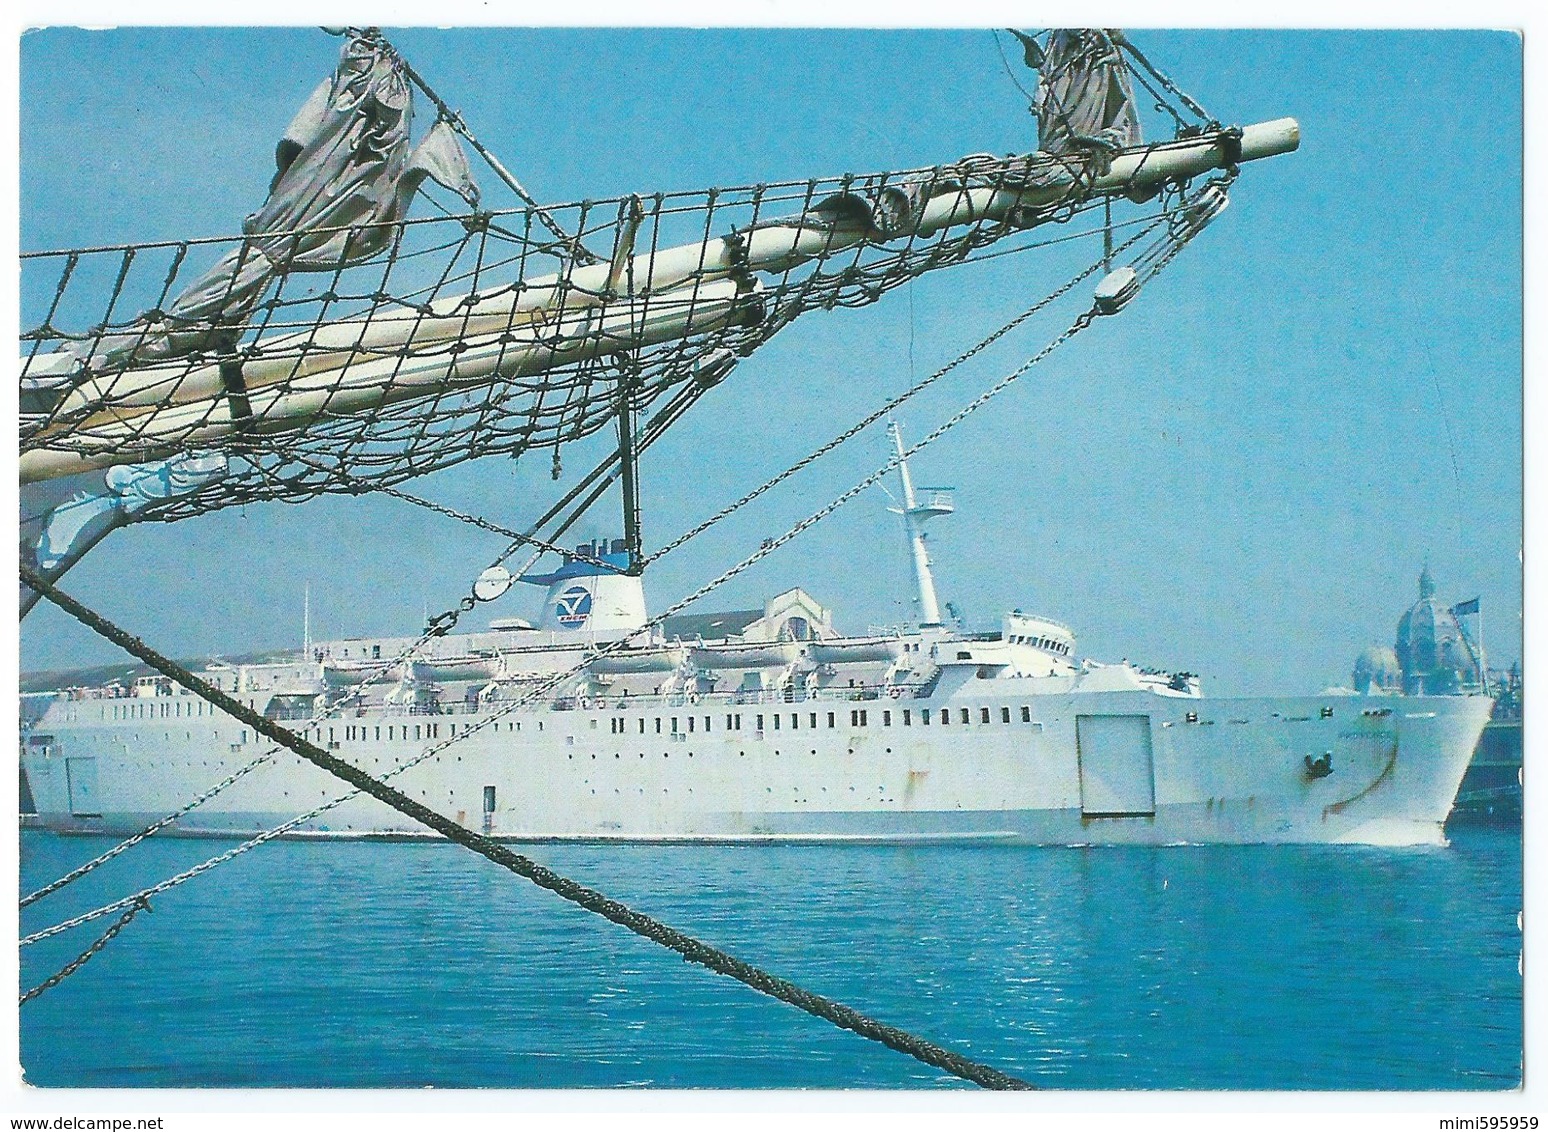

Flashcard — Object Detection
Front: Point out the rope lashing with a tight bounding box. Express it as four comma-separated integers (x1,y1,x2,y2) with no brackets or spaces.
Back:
18,563,1031,1090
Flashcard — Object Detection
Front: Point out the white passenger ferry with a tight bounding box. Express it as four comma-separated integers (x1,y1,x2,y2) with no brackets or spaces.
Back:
21,427,1491,847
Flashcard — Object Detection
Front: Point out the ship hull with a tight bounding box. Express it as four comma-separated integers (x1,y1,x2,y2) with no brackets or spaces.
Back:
21,689,1491,847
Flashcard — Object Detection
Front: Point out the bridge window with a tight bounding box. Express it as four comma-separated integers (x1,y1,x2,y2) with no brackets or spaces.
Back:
1001,707,1011,723
903,709,912,726
980,707,991,724
826,712,835,728
1021,706,1031,722
883,710,892,726
961,708,971,724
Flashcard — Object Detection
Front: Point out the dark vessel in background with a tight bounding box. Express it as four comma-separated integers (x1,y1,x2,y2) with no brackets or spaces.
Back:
1452,667,1522,824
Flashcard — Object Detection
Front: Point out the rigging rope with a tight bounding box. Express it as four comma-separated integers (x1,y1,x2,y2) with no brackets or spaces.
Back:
19,563,1031,1091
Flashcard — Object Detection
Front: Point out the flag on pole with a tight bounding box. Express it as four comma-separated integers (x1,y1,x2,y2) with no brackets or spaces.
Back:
1452,596,1481,617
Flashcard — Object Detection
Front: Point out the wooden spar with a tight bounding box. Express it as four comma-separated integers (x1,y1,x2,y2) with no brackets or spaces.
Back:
912,118,1299,235
20,119,1298,484
20,279,756,482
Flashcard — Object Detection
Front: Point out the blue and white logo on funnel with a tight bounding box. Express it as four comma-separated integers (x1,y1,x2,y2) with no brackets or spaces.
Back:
555,585,593,628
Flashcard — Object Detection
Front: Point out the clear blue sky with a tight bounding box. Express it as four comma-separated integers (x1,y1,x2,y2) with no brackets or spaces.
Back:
17,27,1523,696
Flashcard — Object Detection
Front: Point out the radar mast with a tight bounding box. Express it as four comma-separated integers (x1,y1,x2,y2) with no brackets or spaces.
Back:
887,421,954,629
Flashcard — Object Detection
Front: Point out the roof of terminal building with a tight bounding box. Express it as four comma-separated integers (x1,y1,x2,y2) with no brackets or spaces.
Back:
659,609,764,641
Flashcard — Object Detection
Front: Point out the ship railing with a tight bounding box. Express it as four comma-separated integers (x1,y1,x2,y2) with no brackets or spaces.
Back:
323,682,935,718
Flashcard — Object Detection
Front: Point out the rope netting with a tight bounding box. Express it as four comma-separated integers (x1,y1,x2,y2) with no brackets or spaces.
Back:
21,156,1130,521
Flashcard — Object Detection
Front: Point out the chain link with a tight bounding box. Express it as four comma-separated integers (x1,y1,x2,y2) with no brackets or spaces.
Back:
21,897,151,1005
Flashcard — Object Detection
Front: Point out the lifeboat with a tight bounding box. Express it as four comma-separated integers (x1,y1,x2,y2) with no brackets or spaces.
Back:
690,639,805,669
806,636,906,665
411,656,503,683
322,658,396,687
588,643,688,674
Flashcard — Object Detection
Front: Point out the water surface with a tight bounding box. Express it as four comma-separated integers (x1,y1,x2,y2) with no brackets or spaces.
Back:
18,825,1522,1089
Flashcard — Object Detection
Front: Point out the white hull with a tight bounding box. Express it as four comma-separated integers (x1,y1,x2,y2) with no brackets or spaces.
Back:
22,687,1490,847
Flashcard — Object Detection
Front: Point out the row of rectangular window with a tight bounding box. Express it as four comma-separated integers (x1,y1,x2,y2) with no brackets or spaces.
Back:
604,705,1039,733
111,700,216,720
177,705,1041,746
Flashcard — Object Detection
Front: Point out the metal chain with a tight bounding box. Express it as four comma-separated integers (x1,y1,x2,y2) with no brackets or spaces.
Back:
19,182,1219,1006
19,752,276,908
644,216,1167,566
20,897,151,1005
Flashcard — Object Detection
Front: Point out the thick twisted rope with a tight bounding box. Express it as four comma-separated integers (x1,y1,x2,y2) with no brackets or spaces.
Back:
20,563,1030,1090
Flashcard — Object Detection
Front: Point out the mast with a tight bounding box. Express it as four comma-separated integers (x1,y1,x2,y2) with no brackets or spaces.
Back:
887,421,953,629
303,583,312,659
617,375,643,576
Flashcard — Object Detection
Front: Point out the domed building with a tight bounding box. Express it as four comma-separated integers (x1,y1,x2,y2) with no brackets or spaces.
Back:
1351,645,1402,695
1394,567,1481,695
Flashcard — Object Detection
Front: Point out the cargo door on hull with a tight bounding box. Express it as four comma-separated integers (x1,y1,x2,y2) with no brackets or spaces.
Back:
65,757,101,817
1076,714,1155,817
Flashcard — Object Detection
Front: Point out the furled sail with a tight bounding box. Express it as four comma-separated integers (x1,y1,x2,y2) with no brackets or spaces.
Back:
1033,29,1142,158
82,32,478,373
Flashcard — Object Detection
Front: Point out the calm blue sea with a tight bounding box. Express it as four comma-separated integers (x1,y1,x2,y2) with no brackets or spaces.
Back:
18,823,1522,1090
